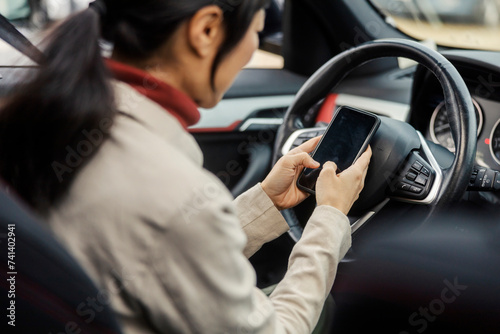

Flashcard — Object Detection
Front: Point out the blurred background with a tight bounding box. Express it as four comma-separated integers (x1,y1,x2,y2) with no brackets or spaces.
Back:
1,0,500,66
371,0,500,51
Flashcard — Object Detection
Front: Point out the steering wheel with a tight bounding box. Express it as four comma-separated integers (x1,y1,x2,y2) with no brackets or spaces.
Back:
273,39,477,236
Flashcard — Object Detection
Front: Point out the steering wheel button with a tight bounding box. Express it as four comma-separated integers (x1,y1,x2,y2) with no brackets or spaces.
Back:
397,182,412,191
293,138,304,146
410,186,423,194
415,175,428,186
411,161,423,171
421,167,430,176
406,172,417,181
305,131,318,138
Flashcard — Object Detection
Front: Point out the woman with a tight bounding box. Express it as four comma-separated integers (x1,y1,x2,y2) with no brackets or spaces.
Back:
0,0,371,333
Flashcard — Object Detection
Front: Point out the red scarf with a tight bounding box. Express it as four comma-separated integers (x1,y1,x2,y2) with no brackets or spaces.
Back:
106,59,200,129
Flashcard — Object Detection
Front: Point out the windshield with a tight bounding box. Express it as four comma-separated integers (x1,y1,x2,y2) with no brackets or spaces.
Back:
370,0,500,51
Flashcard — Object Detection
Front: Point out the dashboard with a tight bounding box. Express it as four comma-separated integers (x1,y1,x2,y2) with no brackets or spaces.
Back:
410,50,500,171
281,50,500,175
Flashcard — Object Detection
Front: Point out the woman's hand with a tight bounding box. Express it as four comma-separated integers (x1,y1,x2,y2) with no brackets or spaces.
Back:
261,137,321,211
316,147,372,215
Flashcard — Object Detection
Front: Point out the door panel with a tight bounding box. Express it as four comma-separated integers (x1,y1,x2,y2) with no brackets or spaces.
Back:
194,132,274,195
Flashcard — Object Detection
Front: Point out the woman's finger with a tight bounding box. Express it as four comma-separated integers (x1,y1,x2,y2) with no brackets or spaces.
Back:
358,146,372,166
321,161,338,175
288,136,321,155
351,146,372,173
285,151,320,169
337,148,371,193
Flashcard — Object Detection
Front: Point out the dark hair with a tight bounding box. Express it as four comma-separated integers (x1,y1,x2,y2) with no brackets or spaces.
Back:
0,0,269,213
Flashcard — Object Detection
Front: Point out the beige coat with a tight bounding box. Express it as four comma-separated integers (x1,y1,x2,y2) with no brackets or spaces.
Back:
47,81,351,334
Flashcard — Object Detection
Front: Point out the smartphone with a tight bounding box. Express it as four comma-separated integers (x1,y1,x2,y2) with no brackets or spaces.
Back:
297,106,380,195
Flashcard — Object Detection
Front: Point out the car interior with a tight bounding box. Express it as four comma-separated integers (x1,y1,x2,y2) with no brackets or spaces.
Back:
1,0,500,332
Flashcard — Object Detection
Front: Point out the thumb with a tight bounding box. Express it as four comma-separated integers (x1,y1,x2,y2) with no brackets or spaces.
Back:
290,152,320,169
321,161,338,175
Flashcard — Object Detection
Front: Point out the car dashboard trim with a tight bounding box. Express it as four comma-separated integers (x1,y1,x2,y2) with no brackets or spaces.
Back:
336,94,410,122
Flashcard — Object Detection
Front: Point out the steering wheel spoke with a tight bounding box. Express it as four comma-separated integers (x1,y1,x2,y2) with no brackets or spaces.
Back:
281,127,327,156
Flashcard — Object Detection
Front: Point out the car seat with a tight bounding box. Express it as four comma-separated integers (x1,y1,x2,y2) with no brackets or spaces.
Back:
0,186,122,334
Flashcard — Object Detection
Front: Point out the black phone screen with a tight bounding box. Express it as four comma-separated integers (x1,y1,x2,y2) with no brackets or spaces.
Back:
297,107,380,193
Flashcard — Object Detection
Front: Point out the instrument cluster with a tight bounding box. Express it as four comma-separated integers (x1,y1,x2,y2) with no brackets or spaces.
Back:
427,95,500,170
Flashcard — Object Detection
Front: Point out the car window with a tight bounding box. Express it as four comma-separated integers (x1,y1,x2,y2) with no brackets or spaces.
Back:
0,1,94,66
0,0,36,66
370,0,500,51
246,50,283,69
248,0,284,69
0,1,282,68
0,0,30,21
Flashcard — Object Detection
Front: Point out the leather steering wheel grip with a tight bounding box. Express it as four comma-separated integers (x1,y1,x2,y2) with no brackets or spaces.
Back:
274,39,476,207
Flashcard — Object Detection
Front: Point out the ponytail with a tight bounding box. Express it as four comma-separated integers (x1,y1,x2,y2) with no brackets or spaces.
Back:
0,8,115,212
0,0,271,213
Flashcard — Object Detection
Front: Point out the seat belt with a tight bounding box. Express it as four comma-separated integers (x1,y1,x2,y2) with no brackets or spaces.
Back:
0,14,43,64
